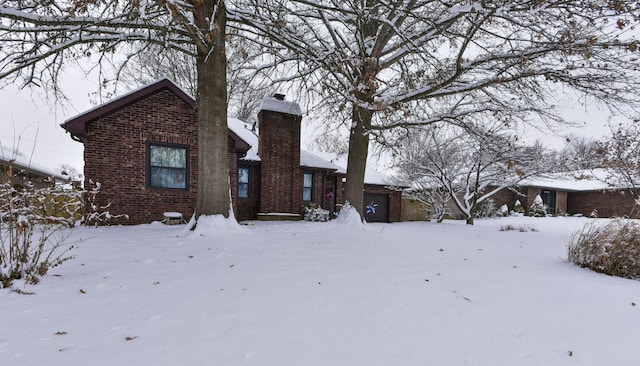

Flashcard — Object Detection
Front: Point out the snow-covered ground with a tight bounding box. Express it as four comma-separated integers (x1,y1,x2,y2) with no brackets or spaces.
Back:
2,216,639,365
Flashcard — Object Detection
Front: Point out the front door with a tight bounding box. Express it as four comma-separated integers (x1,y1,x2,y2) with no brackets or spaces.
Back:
541,190,556,215
323,177,336,214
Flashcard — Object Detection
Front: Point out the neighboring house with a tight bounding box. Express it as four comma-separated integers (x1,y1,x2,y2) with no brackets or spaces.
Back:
403,169,640,220
61,78,403,224
1,147,66,187
496,170,640,218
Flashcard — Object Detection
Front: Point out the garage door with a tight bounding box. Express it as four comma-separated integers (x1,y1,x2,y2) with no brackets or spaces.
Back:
363,194,389,222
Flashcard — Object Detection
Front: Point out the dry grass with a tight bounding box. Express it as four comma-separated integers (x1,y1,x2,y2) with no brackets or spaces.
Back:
499,224,538,232
567,219,640,280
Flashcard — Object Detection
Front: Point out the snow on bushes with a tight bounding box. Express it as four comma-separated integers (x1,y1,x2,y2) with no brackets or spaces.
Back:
567,219,640,280
0,176,124,289
474,198,498,218
513,199,525,215
0,181,79,288
529,195,547,217
303,203,330,222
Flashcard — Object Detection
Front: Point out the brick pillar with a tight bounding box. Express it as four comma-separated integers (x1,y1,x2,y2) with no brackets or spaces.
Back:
258,95,303,214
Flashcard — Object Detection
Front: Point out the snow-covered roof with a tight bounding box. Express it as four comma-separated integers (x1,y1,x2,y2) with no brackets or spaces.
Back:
228,118,260,161
228,119,399,185
306,151,408,187
301,150,343,171
0,146,66,181
520,169,629,191
259,96,302,116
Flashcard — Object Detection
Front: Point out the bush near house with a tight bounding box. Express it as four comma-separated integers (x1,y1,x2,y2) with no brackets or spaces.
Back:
303,203,330,222
567,219,640,280
529,195,547,217
513,199,525,215
474,198,498,218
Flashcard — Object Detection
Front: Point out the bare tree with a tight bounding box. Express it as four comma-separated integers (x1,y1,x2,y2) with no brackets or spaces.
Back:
0,1,231,222
598,121,640,198
395,123,549,225
306,127,350,158
559,135,603,170
234,0,640,220
119,32,270,124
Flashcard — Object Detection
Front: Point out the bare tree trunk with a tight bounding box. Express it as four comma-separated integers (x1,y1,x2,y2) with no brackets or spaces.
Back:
344,105,372,219
195,2,230,219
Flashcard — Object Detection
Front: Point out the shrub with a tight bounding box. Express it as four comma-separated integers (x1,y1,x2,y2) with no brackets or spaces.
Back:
0,175,124,288
513,199,525,215
474,198,498,218
567,219,640,279
303,203,330,222
0,181,79,288
529,195,547,217
499,204,509,217
82,180,128,226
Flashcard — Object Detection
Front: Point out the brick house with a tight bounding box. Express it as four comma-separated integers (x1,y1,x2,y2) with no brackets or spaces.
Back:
494,170,640,218
61,79,403,224
1,148,67,188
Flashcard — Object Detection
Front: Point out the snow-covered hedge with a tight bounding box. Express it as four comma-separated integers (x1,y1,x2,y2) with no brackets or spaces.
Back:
567,219,640,280
303,203,330,222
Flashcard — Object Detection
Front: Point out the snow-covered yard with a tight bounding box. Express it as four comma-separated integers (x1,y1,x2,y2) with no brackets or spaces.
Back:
2,216,639,365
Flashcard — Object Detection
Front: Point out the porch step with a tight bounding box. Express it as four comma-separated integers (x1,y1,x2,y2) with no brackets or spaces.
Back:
257,213,302,221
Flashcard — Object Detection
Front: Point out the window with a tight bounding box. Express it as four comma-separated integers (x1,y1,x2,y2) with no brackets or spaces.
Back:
303,172,313,201
238,166,250,198
148,143,188,189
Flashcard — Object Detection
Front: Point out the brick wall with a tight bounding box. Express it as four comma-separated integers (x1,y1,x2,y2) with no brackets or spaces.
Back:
567,189,639,218
490,188,518,212
556,191,568,215
84,90,237,225
258,109,302,214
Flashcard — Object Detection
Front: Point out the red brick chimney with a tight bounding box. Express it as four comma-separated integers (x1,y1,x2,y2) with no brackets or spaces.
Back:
258,94,303,215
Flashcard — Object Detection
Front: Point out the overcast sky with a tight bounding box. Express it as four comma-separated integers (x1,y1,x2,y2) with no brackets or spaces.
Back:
0,73,93,173
0,71,619,176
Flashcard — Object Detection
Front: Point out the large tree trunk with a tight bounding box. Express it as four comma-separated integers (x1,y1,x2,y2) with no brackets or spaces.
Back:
195,2,230,219
344,105,372,219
